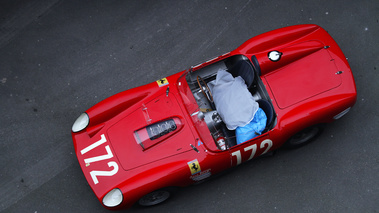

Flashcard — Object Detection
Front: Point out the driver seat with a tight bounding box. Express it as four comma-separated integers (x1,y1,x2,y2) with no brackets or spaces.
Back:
257,99,275,132
227,60,255,89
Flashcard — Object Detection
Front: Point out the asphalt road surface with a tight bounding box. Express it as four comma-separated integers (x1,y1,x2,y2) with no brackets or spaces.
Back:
1,0,378,212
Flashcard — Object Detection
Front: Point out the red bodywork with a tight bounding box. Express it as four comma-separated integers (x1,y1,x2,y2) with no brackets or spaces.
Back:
71,25,356,209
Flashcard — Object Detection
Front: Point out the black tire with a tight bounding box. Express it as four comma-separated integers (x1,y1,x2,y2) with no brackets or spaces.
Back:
284,125,324,149
138,190,171,207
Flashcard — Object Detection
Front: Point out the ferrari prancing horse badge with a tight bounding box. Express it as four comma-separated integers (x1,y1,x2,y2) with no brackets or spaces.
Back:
156,78,169,87
188,159,201,175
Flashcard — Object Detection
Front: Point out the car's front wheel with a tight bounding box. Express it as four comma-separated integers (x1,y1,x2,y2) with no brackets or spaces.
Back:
284,125,325,149
138,190,171,207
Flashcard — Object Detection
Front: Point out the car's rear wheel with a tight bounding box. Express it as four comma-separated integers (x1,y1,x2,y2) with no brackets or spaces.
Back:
284,125,324,149
138,190,170,206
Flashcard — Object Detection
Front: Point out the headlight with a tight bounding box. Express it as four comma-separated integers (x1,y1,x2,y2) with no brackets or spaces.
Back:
333,107,351,120
103,188,123,207
72,113,89,132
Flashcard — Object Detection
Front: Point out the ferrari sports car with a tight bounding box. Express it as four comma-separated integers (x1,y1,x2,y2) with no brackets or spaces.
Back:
71,24,356,210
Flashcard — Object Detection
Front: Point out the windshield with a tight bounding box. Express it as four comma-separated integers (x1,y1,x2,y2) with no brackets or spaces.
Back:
177,69,219,151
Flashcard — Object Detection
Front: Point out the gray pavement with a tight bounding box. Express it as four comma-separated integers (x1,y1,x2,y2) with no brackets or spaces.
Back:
0,0,378,212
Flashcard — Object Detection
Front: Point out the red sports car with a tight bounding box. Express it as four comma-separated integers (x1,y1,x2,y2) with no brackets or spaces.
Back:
71,24,356,209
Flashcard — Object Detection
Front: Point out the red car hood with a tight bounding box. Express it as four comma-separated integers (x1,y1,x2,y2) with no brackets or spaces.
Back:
263,40,342,109
72,80,196,203
107,91,194,171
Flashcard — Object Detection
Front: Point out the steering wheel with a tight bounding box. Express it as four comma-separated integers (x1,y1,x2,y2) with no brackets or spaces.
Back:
197,75,214,103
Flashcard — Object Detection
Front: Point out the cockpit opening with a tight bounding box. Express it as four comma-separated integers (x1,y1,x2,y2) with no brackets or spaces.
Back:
179,54,276,151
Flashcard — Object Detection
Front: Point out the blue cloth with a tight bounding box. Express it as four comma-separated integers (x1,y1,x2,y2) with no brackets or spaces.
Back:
236,108,267,144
